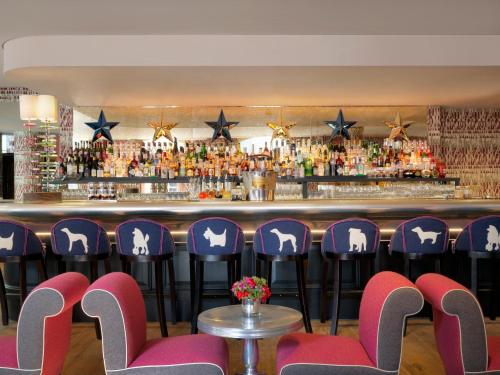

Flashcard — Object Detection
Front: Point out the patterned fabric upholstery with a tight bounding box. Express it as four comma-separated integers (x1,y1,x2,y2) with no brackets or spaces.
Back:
0,272,89,375
454,215,500,253
187,217,244,256
116,219,175,256
253,219,311,256
51,218,111,256
389,216,449,254
322,218,380,254
416,273,500,375
82,272,228,375
0,220,43,257
277,271,423,375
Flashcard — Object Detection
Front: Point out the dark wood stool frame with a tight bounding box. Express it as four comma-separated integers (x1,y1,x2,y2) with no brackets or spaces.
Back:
255,252,312,333
120,253,177,337
56,253,111,339
320,252,377,335
0,254,48,326
190,253,241,334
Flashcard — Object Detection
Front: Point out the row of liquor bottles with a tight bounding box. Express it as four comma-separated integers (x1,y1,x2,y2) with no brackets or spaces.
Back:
57,137,446,180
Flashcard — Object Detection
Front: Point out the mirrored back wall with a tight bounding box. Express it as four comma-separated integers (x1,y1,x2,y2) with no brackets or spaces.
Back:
73,106,428,145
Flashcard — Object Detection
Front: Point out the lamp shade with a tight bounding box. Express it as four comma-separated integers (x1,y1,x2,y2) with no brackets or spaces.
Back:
19,95,39,121
36,95,58,123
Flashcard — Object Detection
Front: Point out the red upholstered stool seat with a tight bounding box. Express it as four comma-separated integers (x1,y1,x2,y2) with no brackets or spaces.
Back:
0,336,18,368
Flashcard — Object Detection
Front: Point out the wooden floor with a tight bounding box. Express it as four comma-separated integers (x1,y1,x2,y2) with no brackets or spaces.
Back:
2,319,499,374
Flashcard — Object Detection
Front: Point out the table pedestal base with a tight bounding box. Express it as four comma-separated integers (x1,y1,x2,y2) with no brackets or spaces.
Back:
237,338,264,375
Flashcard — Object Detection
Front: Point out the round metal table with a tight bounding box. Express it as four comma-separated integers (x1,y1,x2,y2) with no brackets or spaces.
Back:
198,304,303,375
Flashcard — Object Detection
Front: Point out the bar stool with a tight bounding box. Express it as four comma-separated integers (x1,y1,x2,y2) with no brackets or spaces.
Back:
454,215,500,320
253,218,312,333
0,220,47,326
320,218,380,334
115,218,177,337
389,215,449,332
51,217,112,338
188,217,244,334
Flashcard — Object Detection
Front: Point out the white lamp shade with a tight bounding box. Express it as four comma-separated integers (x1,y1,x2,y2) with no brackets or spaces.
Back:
36,95,59,123
19,95,39,121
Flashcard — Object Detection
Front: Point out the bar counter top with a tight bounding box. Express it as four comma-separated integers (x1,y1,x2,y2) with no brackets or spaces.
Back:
1,199,498,240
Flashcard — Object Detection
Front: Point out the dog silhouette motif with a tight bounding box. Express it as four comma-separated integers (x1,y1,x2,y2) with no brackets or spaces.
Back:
204,227,227,247
348,228,367,252
270,228,297,253
486,225,500,252
0,233,14,251
411,226,441,245
132,228,150,255
60,228,89,254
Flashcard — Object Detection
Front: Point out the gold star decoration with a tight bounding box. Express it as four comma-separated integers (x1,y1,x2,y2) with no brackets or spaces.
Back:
384,113,414,142
148,114,178,142
266,111,296,141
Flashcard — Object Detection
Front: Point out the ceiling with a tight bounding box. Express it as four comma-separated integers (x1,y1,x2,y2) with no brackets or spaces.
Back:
1,0,500,107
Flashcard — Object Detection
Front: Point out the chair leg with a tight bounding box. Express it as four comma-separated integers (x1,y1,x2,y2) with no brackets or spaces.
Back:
489,258,499,321
296,257,312,333
404,256,411,280
104,259,111,274
235,257,242,281
58,259,66,274
227,261,236,305
494,257,500,320
89,261,102,340
266,261,273,304
19,259,27,304
167,258,177,325
189,257,195,315
330,257,341,335
256,258,261,277
155,261,168,337
470,256,478,296
121,258,128,273
37,258,48,282
320,259,329,323
0,268,8,325
191,260,204,334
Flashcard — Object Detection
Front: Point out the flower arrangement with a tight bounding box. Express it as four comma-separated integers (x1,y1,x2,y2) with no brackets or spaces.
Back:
231,276,271,303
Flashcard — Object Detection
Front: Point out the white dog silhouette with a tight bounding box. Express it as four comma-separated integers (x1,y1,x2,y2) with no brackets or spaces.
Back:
348,228,367,252
411,226,441,245
0,233,14,251
132,228,150,255
270,228,297,253
60,228,89,254
486,225,500,252
204,227,227,247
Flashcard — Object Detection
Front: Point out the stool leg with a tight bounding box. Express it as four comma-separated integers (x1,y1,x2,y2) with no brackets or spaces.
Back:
228,261,235,305
296,257,312,333
90,261,102,340
121,258,128,274
37,258,48,281
235,256,242,281
167,257,177,325
189,257,195,315
191,260,203,334
256,258,261,277
0,267,8,325
266,261,273,304
494,257,500,320
402,256,411,336
58,259,66,274
470,256,478,296
155,261,168,337
104,259,111,274
489,258,498,321
320,259,329,323
330,257,341,335
19,259,27,304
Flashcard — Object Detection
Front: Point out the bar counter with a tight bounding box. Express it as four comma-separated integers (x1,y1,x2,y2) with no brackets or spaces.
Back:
1,199,498,241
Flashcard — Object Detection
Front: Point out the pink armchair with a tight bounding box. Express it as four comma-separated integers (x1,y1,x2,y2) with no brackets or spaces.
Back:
82,272,228,375
416,273,500,375
0,272,89,375
277,271,424,375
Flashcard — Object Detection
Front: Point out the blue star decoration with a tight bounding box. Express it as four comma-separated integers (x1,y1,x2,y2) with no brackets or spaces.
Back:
324,110,357,141
205,110,239,142
85,110,119,143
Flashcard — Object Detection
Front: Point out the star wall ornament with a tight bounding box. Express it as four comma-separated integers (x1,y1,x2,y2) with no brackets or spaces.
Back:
205,110,239,142
384,113,414,142
85,110,119,144
148,113,178,142
267,111,295,141
324,110,357,142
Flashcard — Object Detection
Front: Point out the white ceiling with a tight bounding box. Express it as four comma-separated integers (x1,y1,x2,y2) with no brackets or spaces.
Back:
1,0,500,106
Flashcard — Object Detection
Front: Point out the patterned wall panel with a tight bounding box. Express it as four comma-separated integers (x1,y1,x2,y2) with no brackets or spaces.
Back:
58,104,73,157
428,106,500,198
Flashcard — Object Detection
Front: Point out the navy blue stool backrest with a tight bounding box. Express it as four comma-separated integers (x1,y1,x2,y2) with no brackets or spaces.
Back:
454,215,500,253
187,217,244,255
253,218,311,256
322,218,380,255
115,219,175,256
389,216,449,254
0,220,43,257
51,218,111,256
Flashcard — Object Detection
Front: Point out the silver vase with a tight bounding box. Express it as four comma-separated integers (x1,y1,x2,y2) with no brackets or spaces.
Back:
241,298,261,317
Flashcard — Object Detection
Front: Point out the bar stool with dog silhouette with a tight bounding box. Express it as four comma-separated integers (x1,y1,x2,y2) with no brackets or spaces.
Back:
115,218,177,337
